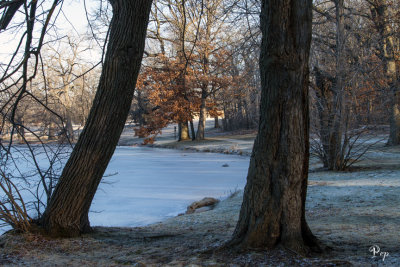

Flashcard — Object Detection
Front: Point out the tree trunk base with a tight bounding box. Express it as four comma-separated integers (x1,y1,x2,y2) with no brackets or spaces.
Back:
41,213,92,238
42,223,92,238
225,225,322,256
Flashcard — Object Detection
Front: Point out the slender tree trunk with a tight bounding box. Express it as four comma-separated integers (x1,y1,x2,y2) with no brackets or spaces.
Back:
214,116,219,128
16,117,24,142
65,111,74,141
196,1,211,140
388,90,400,145
47,121,55,141
229,0,319,254
328,0,346,169
196,91,207,140
370,0,399,145
314,67,334,168
313,1,346,170
189,119,195,141
41,0,152,237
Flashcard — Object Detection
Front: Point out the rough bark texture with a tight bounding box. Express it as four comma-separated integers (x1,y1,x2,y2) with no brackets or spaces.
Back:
41,0,152,237
230,0,319,254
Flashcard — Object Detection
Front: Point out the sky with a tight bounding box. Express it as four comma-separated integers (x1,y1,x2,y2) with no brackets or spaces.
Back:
0,0,101,65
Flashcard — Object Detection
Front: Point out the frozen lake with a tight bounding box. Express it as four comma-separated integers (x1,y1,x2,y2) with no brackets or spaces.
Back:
91,147,249,227
1,146,249,233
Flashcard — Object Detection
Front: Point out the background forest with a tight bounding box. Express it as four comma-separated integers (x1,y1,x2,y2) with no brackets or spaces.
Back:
2,0,399,165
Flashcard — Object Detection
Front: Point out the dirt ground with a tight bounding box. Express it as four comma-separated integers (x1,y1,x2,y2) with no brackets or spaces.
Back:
1,124,399,266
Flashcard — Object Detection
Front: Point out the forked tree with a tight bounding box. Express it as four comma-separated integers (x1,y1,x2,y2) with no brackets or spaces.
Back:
41,0,153,237
229,0,320,253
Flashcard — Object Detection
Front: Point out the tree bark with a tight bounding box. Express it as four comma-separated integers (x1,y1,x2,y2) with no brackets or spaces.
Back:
312,0,347,171
370,0,400,146
388,91,400,145
196,92,207,140
65,111,74,141
328,0,346,169
229,0,319,254
41,0,152,237
189,119,196,141
214,116,219,128
178,121,190,141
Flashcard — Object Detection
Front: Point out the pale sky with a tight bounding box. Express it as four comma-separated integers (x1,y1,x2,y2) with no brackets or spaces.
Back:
0,0,101,65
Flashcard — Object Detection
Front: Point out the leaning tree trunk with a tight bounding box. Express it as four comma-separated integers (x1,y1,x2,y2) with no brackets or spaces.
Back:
229,0,320,254
41,0,152,237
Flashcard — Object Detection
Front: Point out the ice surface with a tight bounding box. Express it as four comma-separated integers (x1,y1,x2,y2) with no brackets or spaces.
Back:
91,146,249,227
1,146,249,233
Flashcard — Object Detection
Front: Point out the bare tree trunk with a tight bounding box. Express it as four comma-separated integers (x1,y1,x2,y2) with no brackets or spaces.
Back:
15,115,24,142
189,119,195,141
65,111,74,141
41,0,152,237
196,91,207,140
388,90,400,145
229,0,320,254
178,121,190,141
312,0,347,170
47,121,55,141
370,0,400,145
328,0,346,169
214,116,219,128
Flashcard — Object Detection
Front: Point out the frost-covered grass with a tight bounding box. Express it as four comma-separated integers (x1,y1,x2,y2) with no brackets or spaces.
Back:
2,121,400,266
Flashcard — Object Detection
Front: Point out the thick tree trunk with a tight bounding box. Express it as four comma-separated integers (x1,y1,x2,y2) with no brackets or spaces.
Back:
178,121,190,141
41,0,152,237
230,0,319,254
